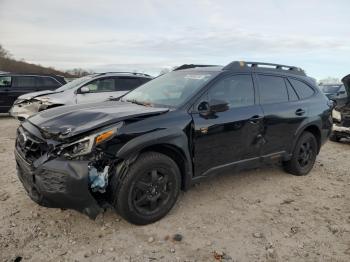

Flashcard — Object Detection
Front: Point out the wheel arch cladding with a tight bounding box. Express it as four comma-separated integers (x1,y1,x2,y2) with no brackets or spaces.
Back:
116,128,193,190
294,123,321,153
303,125,321,152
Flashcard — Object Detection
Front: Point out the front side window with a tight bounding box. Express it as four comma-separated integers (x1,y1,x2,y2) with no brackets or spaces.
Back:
208,74,255,108
122,70,218,108
289,78,315,99
0,76,11,88
83,78,115,93
258,75,288,104
56,75,94,91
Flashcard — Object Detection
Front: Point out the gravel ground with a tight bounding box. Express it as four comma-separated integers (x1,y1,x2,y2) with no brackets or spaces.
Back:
0,116,349,262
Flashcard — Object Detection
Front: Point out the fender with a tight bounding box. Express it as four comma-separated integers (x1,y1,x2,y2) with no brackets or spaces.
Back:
116,128,193,189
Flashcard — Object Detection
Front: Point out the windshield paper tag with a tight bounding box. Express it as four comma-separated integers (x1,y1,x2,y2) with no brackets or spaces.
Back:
184,74,211,80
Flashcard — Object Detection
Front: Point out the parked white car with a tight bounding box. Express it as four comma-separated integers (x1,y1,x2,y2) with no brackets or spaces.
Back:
10,72,152,120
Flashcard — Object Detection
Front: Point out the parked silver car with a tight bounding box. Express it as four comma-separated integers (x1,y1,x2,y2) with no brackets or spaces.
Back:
10,72,152,120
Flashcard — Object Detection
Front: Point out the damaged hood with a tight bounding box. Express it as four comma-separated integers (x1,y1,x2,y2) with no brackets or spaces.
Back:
17,90,61,101
27,101,169,139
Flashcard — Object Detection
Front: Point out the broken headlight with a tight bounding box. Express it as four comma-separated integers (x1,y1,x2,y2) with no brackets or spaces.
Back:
58,123,122,158
332,109,342,122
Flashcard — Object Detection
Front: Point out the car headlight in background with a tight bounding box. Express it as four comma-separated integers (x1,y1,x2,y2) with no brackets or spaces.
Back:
332,109,342,122
59,123,122,158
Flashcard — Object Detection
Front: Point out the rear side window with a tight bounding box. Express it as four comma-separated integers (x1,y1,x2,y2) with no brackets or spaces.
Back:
289,78,315,99
12,76,36,88
0,76,12,87
208,74,255,108
115,77,142,91
258,75,288,104
285,79,299,101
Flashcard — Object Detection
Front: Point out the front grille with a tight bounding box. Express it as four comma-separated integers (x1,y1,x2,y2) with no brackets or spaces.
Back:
16,127,48,163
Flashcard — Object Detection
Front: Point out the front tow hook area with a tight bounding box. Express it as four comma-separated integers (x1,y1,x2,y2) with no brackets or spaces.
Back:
16,153,103,219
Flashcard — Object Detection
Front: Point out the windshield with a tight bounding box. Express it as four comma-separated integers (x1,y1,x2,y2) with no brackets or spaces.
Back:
121,70,218,107
56,75,95,91
321,85,341,93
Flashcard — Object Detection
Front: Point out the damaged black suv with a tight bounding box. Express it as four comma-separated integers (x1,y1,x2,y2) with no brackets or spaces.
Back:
15,61,333,225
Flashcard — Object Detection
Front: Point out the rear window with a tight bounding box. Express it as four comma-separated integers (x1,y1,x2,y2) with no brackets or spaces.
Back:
0,76,11,87
289,79,315,99
258,75,288,104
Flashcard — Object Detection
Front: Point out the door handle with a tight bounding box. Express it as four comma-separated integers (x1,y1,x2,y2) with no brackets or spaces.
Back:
295,108,306,116
249,115,263,124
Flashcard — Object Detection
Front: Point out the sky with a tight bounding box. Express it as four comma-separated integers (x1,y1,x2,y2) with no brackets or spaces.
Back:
0,0,349,79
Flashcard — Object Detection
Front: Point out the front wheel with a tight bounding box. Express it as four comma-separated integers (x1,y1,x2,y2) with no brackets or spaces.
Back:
283,131,318,176
110,152,181,225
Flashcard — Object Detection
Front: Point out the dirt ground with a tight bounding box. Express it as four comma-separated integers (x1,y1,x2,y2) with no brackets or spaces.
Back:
0,116,349,262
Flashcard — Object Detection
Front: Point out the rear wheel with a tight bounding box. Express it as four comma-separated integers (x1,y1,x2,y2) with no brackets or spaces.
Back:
110,152,181,225
284,131,318,176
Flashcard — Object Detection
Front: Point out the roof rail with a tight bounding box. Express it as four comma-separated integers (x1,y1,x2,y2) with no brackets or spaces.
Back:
96,72,152,77
173,64,220,71
223,61,306,76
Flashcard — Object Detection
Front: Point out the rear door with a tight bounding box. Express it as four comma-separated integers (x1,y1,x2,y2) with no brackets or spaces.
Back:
257,74,308,156
191,74,264,176
9,76,38,107
0,75,12,112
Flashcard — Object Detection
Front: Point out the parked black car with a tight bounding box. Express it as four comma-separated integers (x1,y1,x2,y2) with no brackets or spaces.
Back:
0,74,66,113
15,61,332,224
330,74,350,142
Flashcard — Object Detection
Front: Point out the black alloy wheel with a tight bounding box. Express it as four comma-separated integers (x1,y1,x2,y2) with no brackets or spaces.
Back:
110,152,181,225
283,131,318,176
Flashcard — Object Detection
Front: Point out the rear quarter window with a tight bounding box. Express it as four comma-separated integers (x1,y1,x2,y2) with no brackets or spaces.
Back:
289,78,315,99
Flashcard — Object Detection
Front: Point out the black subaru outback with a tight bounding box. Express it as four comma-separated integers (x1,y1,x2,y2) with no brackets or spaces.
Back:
15,61,332,225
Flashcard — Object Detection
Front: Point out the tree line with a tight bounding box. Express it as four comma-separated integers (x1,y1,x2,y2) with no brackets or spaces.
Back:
0,44,93,77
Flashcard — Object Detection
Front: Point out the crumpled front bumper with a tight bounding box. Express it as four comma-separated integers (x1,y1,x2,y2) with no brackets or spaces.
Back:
333,123,350,138
15,149,103,219
10,102,41,121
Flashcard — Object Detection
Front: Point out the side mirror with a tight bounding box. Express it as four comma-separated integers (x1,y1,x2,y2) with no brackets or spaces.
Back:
197,99,229,115
80,86,90,94
209,99,229,113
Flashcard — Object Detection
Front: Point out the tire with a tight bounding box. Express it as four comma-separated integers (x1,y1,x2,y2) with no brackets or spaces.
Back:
283,131,318,176
110,152,181,225
329,132,341,142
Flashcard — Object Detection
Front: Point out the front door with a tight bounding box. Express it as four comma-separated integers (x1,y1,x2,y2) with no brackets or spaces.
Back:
191,74,264,176
76,77,120,104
